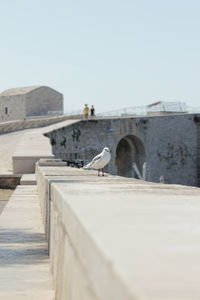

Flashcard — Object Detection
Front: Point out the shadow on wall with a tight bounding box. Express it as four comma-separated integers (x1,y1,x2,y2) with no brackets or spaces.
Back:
115,135,145,178
0,228,48,265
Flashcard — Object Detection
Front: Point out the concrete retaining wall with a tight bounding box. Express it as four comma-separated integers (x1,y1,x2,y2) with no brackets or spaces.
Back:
36,161,200,300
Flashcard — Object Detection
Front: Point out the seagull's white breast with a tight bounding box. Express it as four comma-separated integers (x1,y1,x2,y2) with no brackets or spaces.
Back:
92,151,111,169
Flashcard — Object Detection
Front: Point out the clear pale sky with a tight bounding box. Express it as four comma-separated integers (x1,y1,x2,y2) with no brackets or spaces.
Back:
1,0,200,113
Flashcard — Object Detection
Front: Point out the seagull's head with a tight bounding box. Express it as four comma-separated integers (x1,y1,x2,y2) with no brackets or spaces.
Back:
103,147,110,153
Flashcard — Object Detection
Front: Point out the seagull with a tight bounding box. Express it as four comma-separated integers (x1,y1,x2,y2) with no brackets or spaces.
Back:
83,147,111,176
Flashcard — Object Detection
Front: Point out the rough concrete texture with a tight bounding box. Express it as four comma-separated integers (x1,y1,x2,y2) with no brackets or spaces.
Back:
0,185,54,299
36,164,200,300
20,173,37,185
45,113,200,186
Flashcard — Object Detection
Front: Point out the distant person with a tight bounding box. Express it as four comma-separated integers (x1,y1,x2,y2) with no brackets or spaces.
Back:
83,104,89,119
90,105,95,119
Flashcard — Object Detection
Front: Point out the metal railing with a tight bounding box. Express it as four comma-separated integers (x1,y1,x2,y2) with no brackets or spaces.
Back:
65,103,200,118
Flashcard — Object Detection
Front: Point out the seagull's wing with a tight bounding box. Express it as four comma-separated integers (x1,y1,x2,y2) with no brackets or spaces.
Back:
90,153,102,164
83,153,102,169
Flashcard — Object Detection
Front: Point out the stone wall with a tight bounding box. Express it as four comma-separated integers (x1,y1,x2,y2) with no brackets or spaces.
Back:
25,86,63,116
44,114,200,186
0,86,63,122
0,95,26,122
194,116,200,187
44,118,147,176
147,114,197,185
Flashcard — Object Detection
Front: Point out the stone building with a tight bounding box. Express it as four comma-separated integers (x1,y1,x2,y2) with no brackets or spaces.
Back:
0,86,63,122
45,114,200,187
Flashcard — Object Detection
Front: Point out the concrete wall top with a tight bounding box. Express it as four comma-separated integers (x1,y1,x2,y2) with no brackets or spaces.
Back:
0,114,81,134
37,165,200,300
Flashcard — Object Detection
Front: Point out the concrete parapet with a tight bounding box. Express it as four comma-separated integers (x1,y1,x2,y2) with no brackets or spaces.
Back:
37,158,67,167
36,165,200,300
20,173,37,185
13,155,54,174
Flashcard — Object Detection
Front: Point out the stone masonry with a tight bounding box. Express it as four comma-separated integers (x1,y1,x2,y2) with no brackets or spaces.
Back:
45,114,200,187
0,86,63,122
194,116,200,186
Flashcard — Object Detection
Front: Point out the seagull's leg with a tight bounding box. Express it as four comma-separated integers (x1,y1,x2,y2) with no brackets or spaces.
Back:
98,169,100,176
102,168,104,176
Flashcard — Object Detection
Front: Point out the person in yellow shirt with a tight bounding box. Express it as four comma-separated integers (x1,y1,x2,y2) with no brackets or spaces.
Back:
83,104,89,119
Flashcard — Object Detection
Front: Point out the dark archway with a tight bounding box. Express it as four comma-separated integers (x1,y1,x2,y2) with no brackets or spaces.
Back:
115,135,145,178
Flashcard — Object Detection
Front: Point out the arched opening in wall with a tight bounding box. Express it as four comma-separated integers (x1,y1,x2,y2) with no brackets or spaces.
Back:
115,135,145,178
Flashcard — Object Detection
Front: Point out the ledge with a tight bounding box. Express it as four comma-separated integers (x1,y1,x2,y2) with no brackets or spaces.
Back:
36,165,200,300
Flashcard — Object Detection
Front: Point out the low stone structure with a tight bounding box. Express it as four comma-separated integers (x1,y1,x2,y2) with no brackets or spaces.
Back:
36,162,200,300
0,85,63,122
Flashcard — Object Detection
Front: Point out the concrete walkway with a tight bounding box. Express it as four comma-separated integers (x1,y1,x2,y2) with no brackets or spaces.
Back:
12,119,78,174
0,129,32,174
0,119,78,174
0,185,54,299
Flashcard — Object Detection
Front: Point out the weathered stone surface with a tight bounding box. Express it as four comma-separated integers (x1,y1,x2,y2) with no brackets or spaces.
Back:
45,114,200,186
36,165,200,300
0,86,63,122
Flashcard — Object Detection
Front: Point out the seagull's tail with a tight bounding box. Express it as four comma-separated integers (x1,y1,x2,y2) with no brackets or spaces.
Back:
83,162,92,169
